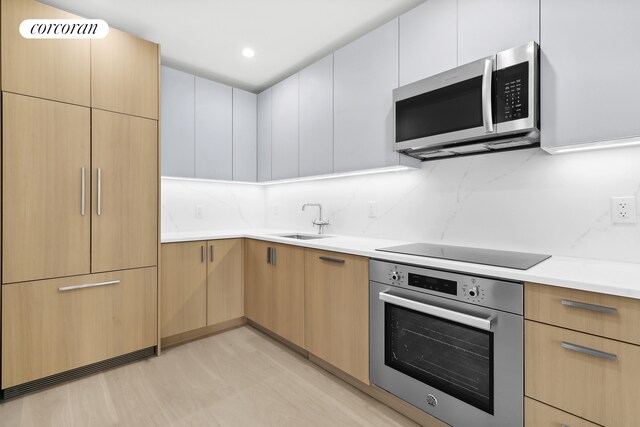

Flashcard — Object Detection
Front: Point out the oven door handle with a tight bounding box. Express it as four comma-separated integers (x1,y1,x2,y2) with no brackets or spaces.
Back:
481,57,494,134
379,292,495,331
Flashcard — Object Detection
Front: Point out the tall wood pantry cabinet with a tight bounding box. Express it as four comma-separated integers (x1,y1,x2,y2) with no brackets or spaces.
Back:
0,0,160,397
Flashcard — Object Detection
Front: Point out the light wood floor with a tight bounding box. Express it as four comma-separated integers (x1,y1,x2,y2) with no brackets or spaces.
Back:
0,326,418,427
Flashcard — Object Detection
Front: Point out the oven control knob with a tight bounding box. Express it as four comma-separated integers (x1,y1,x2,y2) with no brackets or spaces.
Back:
391,271,400,281
467,286,479,298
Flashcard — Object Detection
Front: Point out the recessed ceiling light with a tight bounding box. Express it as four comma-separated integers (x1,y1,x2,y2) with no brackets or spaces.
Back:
242,47,255,58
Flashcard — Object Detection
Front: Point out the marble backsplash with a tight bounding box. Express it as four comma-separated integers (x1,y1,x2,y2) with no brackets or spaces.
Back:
162,145,640,263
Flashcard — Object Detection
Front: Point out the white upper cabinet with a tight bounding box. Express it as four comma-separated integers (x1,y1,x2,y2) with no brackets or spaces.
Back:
458,0,539,65
334,19,400,173
232,88,257,182
257,88,272,182
399,0,457,86
299,54,334,177
195,77,233,180
271,74,299,180
540,0,640,151
161,66,195,178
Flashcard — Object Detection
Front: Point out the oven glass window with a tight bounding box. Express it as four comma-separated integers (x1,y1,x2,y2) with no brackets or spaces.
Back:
384,302,494,414
395,76,484,142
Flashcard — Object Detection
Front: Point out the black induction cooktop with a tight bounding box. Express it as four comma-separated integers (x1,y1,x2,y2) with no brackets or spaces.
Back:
376,243,551,270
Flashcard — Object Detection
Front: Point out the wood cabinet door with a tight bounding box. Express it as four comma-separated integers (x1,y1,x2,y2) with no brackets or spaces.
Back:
91,28,159,119
525,398,599,427
161,242,207,338
3,93,90,283
207,239,244,325
91,110,158,272
2,267,157,388
305,249,369,383
271,243,305,348
244,239,273,328
1,0,90,106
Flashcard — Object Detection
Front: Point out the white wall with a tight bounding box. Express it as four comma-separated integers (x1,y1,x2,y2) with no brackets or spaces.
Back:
162,146,640,263
161,178,265,233
264,147,640,263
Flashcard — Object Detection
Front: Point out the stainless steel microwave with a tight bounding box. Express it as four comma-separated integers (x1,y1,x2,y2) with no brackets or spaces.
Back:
394,41,539,160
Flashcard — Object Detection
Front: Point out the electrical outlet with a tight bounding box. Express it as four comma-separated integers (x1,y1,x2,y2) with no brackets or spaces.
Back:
611,196,637,224
368,201,378,219
195,205,204,219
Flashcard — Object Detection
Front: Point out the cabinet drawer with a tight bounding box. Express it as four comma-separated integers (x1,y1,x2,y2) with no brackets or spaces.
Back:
525,398,599,427
525,282,640,344
2,268,157,388
525,320,640,426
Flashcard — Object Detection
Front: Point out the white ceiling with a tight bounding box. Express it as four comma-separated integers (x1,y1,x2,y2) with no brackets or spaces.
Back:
41,0,426,93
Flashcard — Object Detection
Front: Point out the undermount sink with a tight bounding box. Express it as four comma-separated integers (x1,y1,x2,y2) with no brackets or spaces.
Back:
278,234,329,240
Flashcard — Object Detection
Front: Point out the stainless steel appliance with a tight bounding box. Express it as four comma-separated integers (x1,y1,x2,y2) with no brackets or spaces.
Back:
370,259,523,427
394,41,539,160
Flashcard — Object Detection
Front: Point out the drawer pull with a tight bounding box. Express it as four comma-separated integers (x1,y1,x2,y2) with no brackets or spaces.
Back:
561,425,570,427
271,247,276,266
561,299,617,314
319,256,345,264
58,280,120,292
561,341,617,361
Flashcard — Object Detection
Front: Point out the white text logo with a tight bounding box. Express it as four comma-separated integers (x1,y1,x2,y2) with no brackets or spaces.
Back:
20,19,109,39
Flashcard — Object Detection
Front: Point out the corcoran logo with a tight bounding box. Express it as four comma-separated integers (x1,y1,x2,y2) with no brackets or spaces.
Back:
19,19,109,39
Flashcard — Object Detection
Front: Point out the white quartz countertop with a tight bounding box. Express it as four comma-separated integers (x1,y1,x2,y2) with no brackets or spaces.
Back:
162,229,640,299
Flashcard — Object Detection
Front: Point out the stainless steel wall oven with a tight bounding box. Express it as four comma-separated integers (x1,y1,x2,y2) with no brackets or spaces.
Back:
370,259,523,427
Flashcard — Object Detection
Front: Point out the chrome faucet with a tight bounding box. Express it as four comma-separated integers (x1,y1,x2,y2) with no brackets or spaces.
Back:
302,203,330,234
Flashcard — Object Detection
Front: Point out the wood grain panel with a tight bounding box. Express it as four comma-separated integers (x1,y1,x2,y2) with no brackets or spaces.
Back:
207,239,244,325
91,27,158,119
526,282,640,345
244,239,272,328
525,397,599,427
3,93,90,283
271,243,305,348
2,267,157,388
91,109,158,272
305,249,369,384
160,242,207,338
1,0,90,105
525,320,640,426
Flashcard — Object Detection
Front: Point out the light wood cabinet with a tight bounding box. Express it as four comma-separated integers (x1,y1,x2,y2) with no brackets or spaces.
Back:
91,27,159,119
304,249,369,383
161,242,207,338
2,267,157,389
207,239,244,325
244,239,305,347
526,320,640,426
2,94,91,283
1,0,91,106
525,397,599,427
526,282,640,345
91,110,158,273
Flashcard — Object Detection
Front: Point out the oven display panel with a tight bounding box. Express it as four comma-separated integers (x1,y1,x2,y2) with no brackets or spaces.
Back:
408,273,457,295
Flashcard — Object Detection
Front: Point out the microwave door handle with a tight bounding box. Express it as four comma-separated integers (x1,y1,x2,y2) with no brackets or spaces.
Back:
482,58,494,133
379,292,494,331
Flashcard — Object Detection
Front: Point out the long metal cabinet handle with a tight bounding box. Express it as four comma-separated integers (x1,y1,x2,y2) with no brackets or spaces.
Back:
482,58,494,133
561,299,617,314
267,247,271,264
271,247,276,266
319,256,345,264
59,280,120,292
210,244,214,262
561,424,570,427
81,166,86,216
379,292,494,331
200,245,205,263
561,341,617,361
97,168,102,216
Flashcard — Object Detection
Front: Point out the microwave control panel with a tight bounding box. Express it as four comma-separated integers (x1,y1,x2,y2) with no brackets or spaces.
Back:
496,61,529,123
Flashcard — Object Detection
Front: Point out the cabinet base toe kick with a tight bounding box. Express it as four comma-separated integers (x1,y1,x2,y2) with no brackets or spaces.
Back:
0,347,156,401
